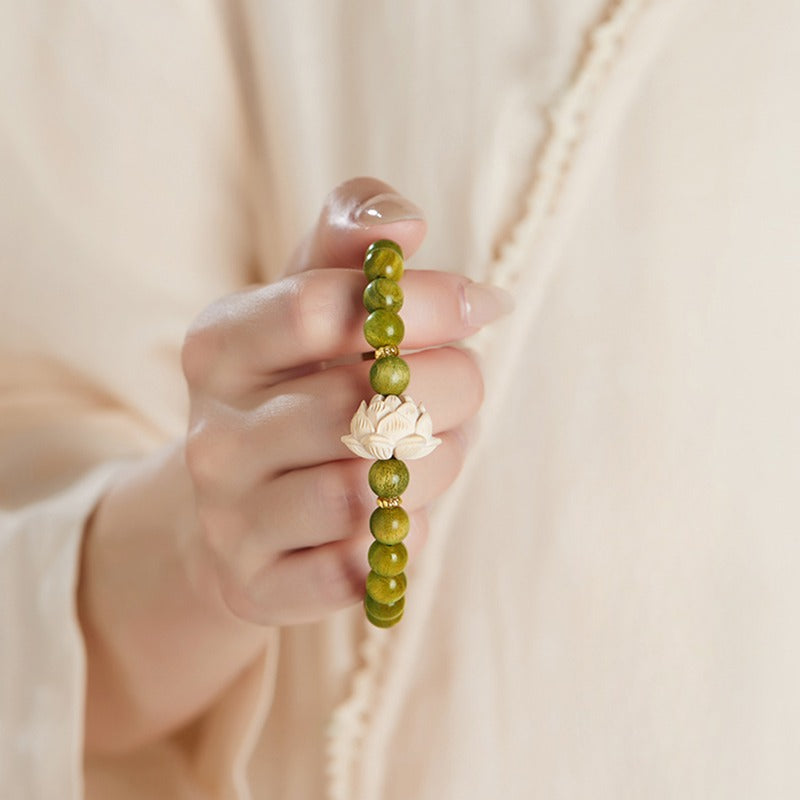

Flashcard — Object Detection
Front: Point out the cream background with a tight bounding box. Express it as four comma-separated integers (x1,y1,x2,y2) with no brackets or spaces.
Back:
1,1,799,798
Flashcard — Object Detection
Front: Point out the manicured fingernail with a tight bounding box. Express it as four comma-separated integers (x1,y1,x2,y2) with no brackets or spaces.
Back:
354,193,425,227
461,281,515,328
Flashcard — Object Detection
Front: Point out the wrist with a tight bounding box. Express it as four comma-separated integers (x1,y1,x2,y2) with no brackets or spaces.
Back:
80,442,268,753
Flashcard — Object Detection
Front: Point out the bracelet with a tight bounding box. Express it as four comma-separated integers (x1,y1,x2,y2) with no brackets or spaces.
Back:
341,239,441,627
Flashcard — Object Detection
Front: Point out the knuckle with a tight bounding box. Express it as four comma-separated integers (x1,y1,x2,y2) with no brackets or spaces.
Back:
184,418,234,493
181,316,224,388
196,503,249,556
311,545,364,606
217,571,262,623
184,426,214,490
315,462,372,530
444,427,469,476
451,346,485,413
287,271,339,353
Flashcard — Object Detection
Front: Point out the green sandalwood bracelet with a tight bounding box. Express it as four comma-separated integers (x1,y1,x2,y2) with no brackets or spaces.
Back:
341,239,441,627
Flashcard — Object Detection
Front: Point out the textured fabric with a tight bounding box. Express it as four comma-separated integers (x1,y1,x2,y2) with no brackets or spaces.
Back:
2,1,799,798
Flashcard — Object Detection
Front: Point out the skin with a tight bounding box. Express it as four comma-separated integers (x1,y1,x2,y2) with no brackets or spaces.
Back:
77,178,507,754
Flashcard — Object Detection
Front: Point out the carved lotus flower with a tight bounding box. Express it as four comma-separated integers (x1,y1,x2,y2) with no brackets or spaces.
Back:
341,394,442,461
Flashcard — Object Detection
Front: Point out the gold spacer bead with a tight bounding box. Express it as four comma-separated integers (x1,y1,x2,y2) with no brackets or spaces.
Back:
376,496,403,508
374,345,400,360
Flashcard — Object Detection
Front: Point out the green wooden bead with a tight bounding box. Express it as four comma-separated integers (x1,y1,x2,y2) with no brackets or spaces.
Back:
364,247,405,282
369,506,410,544
364,310,404,348
366,609,403,628
366,239,403,259
364,592,405,622
363,278,404,312
370,356,410,395
366,570,407,604
368,459,409,497
368,541,408,576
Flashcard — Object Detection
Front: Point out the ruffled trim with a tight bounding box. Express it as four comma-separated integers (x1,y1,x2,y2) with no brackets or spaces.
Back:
491,0,649,293
324,629,389,800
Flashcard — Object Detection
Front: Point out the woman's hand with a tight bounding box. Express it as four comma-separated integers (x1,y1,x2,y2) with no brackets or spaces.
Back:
183,191,507,624
80,178,512,751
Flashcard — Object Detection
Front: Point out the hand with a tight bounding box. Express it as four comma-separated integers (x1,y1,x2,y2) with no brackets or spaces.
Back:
80,177,512,752
182,178,510,625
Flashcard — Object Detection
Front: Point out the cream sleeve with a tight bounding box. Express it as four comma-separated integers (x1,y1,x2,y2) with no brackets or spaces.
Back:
0,460,126,797
0,2,279,797
0,451,278,800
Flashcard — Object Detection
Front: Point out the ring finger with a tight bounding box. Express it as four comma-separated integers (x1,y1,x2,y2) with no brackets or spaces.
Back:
225,427,467,571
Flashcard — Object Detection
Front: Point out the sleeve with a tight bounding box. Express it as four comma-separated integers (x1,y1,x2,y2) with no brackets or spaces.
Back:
0,460,279,799
0,462,126,798
0,2,279,797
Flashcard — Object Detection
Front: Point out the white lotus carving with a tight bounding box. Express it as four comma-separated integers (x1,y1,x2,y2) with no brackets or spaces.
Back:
341,394,442,460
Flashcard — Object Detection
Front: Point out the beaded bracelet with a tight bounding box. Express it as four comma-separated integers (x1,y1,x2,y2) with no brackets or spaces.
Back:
341,239,441,627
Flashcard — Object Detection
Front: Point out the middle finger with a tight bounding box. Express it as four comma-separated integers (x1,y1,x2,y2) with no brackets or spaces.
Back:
238,345,483,481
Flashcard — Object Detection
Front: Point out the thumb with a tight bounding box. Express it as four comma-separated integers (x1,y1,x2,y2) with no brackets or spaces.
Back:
288,177,427,273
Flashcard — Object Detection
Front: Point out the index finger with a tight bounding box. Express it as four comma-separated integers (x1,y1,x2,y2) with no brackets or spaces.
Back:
182,268,511,395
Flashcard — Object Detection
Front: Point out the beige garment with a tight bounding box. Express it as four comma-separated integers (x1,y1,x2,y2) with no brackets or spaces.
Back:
2,1,800,798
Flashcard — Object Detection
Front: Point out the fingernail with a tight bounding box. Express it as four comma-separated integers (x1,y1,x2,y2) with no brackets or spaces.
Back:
461,281,515,328
353,192,425,227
